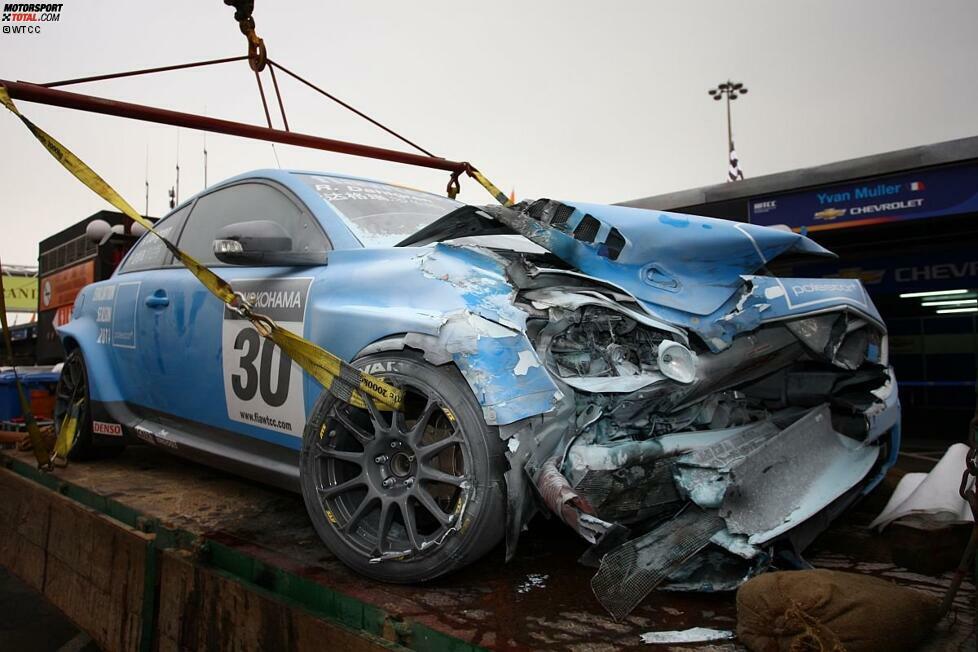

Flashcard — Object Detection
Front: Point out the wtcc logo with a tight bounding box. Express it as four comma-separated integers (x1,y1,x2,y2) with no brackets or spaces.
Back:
2,2,61,34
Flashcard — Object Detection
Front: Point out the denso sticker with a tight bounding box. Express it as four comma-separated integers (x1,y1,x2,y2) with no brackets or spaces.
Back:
222,278,313,436
92,421,123,437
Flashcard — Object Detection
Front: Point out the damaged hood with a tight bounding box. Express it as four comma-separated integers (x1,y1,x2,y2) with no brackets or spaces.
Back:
400,200,834,316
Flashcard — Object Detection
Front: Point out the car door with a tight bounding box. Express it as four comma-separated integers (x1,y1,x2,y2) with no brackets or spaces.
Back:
142,180,330,455
103,204,192,417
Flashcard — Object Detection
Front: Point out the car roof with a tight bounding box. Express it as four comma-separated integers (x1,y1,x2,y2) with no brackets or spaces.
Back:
202,169,457,250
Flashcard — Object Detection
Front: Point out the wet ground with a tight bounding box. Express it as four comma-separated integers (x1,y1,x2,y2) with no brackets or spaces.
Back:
3,444,975,651
0,565,98,651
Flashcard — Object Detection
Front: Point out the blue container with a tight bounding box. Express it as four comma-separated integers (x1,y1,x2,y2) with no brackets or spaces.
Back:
0,367,61,421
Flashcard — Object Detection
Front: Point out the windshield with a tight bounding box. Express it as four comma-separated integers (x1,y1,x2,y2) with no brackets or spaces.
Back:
298,174,462,246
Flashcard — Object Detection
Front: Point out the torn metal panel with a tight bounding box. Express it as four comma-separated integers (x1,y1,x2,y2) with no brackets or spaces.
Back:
866,368,900,441
417,243,527,330
522,287,687,342
661,547,766,592
481,200,835,316
527,294,687,396
591,507,725,621
329,191,900,611
316,244,566,427
573,458,682,525
672,420,780,509
565,439,665,480
710,528,763,560
536,457,615,544
631,274,885,353
720,404,880,544
500,393,577,560
606,324,803,425
399,311,562,426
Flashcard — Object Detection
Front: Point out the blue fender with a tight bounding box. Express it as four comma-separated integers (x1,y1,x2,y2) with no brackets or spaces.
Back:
300,243,562,426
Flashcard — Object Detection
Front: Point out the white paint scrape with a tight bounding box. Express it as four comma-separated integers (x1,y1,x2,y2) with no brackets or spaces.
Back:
513,349,539,376
640,627,735,644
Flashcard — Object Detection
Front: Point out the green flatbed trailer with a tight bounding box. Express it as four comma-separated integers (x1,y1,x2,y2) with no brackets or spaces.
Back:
0,446,973,651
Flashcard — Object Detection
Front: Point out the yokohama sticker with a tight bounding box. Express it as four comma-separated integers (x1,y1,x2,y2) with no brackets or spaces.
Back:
92,421,123,436
222,278,313,436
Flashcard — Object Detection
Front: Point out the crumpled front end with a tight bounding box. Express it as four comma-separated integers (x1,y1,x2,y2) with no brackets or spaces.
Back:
442,199,900,620
515,278,899,619
394,197,899,618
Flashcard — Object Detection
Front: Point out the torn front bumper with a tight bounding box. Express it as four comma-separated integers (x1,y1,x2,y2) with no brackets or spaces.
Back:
534,377,900,619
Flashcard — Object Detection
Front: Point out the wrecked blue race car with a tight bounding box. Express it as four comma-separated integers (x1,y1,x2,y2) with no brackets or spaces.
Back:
55,170,899,617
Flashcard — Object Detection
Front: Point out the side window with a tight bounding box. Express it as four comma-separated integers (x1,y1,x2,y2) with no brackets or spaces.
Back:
118,204,191,273
176,182,328,264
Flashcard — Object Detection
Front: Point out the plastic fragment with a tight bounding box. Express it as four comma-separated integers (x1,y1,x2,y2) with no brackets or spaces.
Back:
639,627,735,644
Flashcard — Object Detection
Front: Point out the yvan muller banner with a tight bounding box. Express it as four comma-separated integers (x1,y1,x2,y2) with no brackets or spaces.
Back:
749,162,978,232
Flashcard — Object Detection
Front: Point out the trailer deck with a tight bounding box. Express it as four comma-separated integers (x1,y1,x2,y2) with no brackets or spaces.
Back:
0,444,974,651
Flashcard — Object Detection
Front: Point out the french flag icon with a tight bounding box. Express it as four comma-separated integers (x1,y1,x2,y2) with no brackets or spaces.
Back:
910,181,925,191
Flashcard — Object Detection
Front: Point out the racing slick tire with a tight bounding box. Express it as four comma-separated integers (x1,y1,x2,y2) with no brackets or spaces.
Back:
300,350,507,583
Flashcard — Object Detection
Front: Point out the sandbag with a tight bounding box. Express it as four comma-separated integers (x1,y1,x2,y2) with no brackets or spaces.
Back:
736,569,941,652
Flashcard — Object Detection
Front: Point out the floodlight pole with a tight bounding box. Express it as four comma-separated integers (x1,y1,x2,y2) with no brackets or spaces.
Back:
707,80,749,181
707,80,748,153
725,89,733,151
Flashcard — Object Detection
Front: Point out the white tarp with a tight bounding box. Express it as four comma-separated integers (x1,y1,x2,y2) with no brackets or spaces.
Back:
870,443,975,530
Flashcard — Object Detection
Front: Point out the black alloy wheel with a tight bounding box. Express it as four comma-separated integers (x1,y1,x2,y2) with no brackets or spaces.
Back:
300,351,506,583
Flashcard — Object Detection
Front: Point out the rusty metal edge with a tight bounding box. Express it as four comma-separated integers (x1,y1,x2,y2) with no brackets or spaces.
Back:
0,450,486,652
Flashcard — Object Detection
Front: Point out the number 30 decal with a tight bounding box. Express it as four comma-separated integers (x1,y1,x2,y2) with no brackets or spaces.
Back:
230,328,291,407
222,278,312,436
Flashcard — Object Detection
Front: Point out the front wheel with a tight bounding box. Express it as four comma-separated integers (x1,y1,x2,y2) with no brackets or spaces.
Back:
299,351,506,583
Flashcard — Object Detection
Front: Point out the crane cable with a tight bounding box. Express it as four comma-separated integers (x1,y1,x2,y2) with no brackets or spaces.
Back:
220,0,513,205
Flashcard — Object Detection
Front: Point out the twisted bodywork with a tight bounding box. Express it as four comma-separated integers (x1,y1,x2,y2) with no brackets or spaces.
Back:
61,171,899,617
396,198,899,617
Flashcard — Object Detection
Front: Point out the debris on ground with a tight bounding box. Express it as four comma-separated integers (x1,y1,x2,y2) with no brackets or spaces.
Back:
736,569,942,652
515,573,549,594
639,627,735,644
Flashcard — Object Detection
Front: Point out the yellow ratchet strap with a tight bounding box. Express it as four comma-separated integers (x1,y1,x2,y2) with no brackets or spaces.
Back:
52,401,80,462
467,166,514,207
0,268,51,469
0,85,404,413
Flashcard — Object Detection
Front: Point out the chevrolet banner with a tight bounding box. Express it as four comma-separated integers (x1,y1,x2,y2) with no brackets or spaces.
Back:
749,162,978,232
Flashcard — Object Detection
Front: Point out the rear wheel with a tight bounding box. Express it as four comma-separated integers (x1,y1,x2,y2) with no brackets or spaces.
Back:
300,351,506,583
53,349,95,460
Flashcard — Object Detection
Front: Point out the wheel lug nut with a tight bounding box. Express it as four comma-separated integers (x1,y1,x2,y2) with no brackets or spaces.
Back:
374,455,388,464
382,477,396,489
404,477,415,487
390,441,401,449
